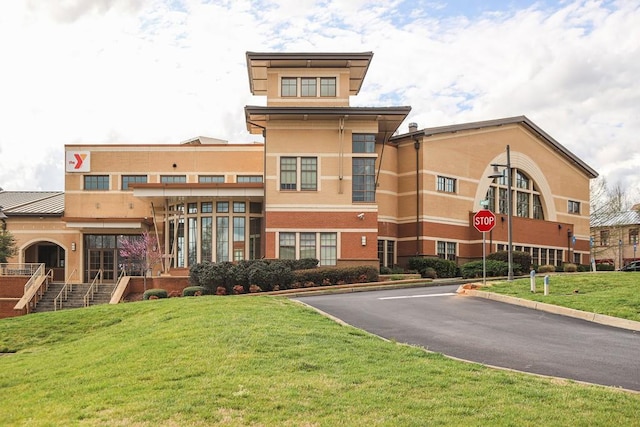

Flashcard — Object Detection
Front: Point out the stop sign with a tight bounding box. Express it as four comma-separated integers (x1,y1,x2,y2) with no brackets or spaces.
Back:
473,209,496,233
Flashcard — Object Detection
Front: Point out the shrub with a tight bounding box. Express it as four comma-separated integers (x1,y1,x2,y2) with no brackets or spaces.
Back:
292,266,378,288
408,257,458,278
596,263,615,271
563,263,578,273
537,264,555,273
182,286,207,297
423,267,437,279
143,289,168,300
487,250,531,275
460,260,510,279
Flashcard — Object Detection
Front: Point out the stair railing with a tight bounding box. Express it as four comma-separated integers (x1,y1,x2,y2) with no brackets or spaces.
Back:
83,269,103,307
53,268,78,311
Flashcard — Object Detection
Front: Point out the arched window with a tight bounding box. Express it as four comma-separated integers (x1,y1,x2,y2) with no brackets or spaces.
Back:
485,169,544,220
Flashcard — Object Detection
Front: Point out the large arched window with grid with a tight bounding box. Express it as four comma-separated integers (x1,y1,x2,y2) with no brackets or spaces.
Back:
485,169,544,220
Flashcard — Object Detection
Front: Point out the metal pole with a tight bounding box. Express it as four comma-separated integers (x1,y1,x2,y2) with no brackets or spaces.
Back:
506,145,514,281
482,231,486,286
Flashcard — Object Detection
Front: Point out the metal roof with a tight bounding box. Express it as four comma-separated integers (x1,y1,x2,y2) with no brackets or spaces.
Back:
591,209,640,227
0,191,64,216
391,116,599,179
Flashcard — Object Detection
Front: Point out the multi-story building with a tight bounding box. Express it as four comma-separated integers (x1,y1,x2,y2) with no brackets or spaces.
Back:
590,205,640,268
1,51,598,286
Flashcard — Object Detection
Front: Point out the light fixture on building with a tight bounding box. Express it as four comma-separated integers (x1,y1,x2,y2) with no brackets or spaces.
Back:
71,242,76,251
361,236,367,246
488,144,513,281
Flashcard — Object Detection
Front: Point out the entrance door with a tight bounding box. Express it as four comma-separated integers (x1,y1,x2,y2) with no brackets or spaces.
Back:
87,249,116,282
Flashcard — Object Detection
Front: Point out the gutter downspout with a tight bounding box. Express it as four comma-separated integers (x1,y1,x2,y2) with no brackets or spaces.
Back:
414,137,421,255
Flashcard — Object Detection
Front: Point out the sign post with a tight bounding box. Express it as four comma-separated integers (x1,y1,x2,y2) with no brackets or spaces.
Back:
473,210,496,285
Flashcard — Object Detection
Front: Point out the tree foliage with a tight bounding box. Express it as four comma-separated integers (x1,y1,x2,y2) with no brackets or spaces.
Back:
0,230,17,263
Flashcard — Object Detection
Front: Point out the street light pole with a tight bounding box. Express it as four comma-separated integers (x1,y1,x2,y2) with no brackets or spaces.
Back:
489,145,514,281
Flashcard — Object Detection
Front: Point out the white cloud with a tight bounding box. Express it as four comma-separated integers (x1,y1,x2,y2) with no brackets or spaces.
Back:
0,0,639,197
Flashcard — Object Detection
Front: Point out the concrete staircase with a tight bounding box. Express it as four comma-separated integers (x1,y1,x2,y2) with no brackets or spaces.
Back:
33,282,117,313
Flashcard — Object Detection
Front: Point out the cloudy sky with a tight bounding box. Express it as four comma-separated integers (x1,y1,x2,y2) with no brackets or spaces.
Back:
1,0,638,199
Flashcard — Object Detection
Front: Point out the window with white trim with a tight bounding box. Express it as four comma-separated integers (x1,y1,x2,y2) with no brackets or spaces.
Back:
437,176,456,193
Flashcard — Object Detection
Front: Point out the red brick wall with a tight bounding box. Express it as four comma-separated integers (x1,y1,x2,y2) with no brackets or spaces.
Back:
0,299,23,318
0,277,28,298
126,276,190,294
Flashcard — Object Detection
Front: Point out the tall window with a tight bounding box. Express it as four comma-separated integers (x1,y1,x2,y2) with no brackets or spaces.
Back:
301,78,317,96
320,233,337,265
486,187,496,212
216,217,229,262
353,158,375,202
122,175,147,190
161,175,186,183
320,77,336,96
281,77,297,96
300,233,316,259
630,228,639,245
437,176,456,193
279,233,296,259
533,195,544,220
517,192,529,217
201,217,212,262
568,200,580,214
280,157,297,190
600,230,610,246
301,157,317,190
188,217,197,266
498,188,508,214
84,175,109,190
233,217,245,261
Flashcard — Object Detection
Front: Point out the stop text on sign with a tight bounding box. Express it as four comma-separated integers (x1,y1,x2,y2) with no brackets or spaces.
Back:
473,210,496,233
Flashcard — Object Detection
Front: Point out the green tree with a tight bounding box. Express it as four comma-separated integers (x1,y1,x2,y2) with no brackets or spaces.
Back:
0,230,17,263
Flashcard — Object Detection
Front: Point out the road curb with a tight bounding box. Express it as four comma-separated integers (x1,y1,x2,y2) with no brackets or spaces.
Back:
458,287,640,332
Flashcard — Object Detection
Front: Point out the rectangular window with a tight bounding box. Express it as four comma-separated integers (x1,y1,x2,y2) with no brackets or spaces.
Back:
201,202,213,213
630,228,639,245
533,194,544,220
281,77,297,97
187,203,197,214
573,252,581,265
437,241,456,261
320,77,336,97
122,175,147,190
301,157,317,191
498,188,508,214
199,175,224,183
249,202,262,214
386,240,395,268
301,77,317,97
486,187,496,213
516,171,529,189
201,217,212,262
352,158,376,202
320,233,337,266
237,175,263,183
216,217,229,262
532,247,540,265
233,217,245,261
160,175,186,184
517,192,529,217
300,233,316,259
217,202,229,213
280,157,297,190
568,200,580,214
600,230,610,246
279,232,296,260
84,175,109,190
437,176,456,193
188,217,197,266
352,134,376,153
233,202,245,213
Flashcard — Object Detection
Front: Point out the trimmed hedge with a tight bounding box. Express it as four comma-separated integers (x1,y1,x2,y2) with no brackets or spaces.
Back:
537,264,556,273
182,286,207,296
460,260,510,279
487,250,531,274
291,266,378,288
143,289,168,300
408,257,458,279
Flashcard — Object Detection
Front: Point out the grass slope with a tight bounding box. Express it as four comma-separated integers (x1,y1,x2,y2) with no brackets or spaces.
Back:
1,296,639,426
482,272,640,322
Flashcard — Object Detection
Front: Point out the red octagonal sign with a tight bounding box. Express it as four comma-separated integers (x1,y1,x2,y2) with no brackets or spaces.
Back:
473,209,496,233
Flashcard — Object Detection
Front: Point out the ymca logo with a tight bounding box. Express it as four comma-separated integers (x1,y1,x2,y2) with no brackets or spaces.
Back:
65,151,90,172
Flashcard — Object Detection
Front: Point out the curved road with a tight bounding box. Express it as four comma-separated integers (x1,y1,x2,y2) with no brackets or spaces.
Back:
295,284,640,391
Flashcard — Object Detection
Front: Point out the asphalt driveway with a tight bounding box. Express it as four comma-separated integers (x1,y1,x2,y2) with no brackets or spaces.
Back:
295,284,640,391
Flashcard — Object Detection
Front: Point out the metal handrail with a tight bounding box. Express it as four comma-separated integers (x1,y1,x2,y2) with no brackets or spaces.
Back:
22,264,45,293
83,269,103,307
53,268,78,311
0,262,42,277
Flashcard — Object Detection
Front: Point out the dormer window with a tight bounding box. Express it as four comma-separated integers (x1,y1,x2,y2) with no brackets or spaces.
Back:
280,77,337,98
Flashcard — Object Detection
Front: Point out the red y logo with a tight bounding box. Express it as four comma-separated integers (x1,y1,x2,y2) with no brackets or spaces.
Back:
74,153,87,169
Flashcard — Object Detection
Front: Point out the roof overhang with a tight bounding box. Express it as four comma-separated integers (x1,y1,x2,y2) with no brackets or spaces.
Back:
131,183,264,198
245,106,411,143
246,51,374,96
62,217,153,230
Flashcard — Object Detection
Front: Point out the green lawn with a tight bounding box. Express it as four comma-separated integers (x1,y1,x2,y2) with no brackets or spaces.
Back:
481,272,640,322
0,295,638,426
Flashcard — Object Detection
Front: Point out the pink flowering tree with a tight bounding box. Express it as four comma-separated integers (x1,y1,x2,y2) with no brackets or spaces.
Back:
119,231,163,290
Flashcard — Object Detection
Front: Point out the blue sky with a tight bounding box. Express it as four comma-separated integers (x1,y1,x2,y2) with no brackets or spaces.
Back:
0,0,638,203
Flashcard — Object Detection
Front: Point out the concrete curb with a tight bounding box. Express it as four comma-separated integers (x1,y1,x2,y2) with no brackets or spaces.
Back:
458,287,640,332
